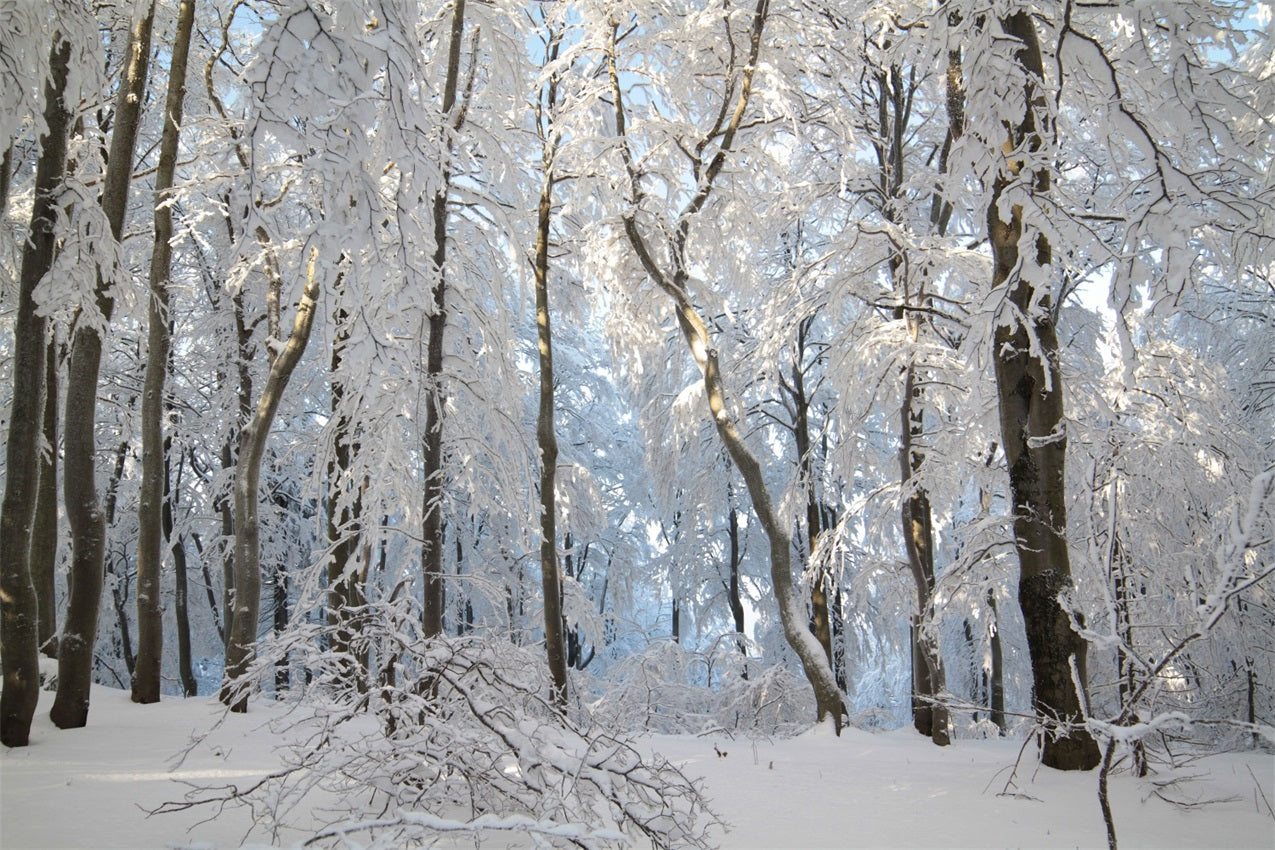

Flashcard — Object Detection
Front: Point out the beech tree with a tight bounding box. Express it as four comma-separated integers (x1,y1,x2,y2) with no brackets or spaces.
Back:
1,33,72,748
601,0,845,727
53,1,155,730
133,0,197,706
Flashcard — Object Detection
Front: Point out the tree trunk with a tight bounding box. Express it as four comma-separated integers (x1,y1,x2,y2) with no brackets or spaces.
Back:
987,11,1099,771
788,317,834,672
132,0,196,705
327,304,368,687
988,590,1006,734
901,363,951,746
1,35,72,748
219,252,322,712
53,2,155,729
727,499,747,662
533,34,569,706
422,0,468,639
607,0,843,728
33,328,61,659
166,447,197,696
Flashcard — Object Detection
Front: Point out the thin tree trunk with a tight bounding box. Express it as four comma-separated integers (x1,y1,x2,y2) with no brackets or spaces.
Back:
787,317,834,671
1,35,72,748
987,11,1098,770
532,25,568,707
327,305,368,687
422,0,468,640
33,337,61,658
727,498,746,654
0,143,12,214
219,251,322,712
607,0,844,728
133,0,196,705
901,363,950,746
166,446,197,696
989,590,1006,733
873,60,950,746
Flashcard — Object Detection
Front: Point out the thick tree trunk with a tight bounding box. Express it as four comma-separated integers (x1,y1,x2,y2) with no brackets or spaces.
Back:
422,0,467,639
1,36,72,748
219,253,321,712
133,0,196,705
53,4,155,729
988,11,1099,771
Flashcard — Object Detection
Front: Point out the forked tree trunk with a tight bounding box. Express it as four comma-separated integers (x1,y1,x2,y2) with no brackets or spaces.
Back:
1,35,72,748
786,317,834,672
53,4,155,729
607,0,844,728
987,12,1099,771
133,0,196,705
219,252,322,712
873,60,950,746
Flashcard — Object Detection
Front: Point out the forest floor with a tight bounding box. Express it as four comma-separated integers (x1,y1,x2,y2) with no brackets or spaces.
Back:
1,683,1272,849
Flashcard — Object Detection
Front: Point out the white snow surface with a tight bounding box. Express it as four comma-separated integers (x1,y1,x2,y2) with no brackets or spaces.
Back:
2,685,1272,849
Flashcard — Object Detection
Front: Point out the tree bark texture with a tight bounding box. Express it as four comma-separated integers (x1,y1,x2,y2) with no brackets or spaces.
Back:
988,11,1099,770
327,310,369,687
133,0,196,705
533,44,569,706
52,3,155,729
786,318,834,671
1,35,71,748
422,0,467,639
219,252,321,712
166,447,197,696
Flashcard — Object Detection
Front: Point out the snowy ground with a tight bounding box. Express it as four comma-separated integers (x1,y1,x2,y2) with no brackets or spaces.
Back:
2,685,1272,849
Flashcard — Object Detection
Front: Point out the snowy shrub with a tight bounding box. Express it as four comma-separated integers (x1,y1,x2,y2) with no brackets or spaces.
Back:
589,638,815,737
168,599,721,848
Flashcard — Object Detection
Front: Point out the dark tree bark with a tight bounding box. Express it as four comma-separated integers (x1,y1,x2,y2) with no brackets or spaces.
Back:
422,0,468,639
219,252,322,712
988,590,1006,734
726,498,746,652
871,61,951,746
781,315,834,672
987,12,1099,770
532,20,569,708
0,143,12,214
166,447,197,696
53,3,155,729
327,305,368,688
1,35,72,748
133,0,197,705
